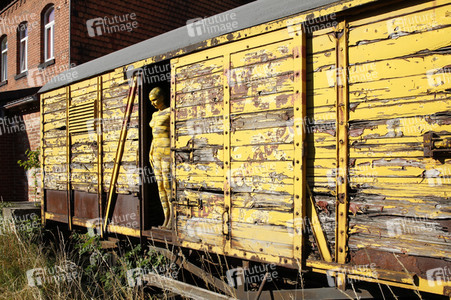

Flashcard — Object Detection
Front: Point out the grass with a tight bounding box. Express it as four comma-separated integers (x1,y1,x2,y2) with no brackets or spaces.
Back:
0,208,176,300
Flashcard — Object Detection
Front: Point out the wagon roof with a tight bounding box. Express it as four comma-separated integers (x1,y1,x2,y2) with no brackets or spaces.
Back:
39,0,362,93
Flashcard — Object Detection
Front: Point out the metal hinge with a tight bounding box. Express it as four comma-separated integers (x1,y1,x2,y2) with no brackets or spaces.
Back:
424,132,451,158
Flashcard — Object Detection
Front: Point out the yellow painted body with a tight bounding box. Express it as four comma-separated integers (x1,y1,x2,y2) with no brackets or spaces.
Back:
40,0,451,296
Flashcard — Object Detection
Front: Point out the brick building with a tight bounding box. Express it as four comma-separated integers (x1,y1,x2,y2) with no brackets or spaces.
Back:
0,0,254,202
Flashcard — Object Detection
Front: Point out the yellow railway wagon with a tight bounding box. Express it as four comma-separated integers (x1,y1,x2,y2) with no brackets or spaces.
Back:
40,0,451,298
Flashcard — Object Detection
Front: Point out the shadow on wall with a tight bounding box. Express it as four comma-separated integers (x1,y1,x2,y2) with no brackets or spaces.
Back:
0,104,40,202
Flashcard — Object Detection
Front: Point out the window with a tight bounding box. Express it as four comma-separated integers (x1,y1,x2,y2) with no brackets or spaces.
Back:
1,36,7,82
44,6,54,61
18,22,27,73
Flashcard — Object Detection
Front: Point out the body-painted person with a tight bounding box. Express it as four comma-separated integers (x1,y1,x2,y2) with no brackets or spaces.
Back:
149,87,172,229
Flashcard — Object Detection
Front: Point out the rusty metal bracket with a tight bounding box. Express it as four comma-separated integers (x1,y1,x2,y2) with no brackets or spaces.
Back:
335,20,349,289
424,132,451,158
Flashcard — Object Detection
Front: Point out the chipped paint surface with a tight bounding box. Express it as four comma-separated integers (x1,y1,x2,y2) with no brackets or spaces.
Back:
40,0,451,296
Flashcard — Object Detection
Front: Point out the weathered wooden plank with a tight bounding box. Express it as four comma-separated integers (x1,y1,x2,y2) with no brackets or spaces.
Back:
231,179,293,194
175,56,223,81
349,26,451,64
349,216,450,245
230,57,293,88
103,139,139,152
349,195,450,218
43,137,66,148
232,193,293,211
230,207,293,227
71,91,97,105
232,222,293,245
348,235,451,259
176,133,224,148
175,147,223,163
350,98,451,122
231,109,293,131
176,102,223,121
230,39,293,68
176,176,224,192
348,115,451,139
176,117,223,136
231,161,293,178
176,87,223,108
176,73,222,94
348,54,451,84
348,4,451,46
43,102,66,114
231,126,294,146
231,93,294,114
177,217,223,245
103,127,139,141
176,162,224,177
44,146,66,158
43,130,66,139
309,50,335,72
231,237,292,258
42,93,66,105
43,119,66,132
349,0,449,28
231,144,294,161
230,73,293,99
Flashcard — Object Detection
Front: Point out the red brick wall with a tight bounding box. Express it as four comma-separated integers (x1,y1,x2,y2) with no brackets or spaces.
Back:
0,0,71,93
70,0,254,65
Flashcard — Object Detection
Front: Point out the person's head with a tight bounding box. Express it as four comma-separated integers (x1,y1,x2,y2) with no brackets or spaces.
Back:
149,87,167,110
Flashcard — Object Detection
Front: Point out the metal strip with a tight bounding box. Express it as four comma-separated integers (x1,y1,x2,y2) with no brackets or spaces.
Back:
66,86,72,230
223,54,231,254
335,20,349,287
97,76,103,237
39,93,45,225
307,185,332,262
293,29,306,265
170,58,178,241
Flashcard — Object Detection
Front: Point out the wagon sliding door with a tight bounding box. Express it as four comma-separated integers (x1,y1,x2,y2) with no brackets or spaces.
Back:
172,28,306,264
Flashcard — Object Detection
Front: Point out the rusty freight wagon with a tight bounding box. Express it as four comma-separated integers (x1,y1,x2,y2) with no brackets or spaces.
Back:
39,0,451,298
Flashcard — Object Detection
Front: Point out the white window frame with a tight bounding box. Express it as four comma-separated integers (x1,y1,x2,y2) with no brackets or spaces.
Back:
19,24,27,73
44,7,54,62
1,37,7,82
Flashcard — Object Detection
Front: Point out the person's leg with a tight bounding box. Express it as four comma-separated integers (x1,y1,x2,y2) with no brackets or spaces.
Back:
152,152,170,227
161,157,172,229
